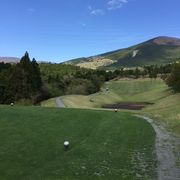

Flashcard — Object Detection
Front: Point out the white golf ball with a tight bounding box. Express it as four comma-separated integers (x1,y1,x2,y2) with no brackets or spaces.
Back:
64,141,69,146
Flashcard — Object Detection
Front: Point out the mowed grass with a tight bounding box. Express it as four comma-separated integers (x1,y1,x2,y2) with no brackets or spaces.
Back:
0,106,156,180
61,79,180,134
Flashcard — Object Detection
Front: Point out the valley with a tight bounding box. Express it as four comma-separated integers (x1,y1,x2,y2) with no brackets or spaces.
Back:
42,78,180,135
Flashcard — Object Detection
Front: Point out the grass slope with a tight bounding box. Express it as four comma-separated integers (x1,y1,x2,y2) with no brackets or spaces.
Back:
62,79,167,108
41,97,56,107
61,79,180,134
144,93,180,134
0,106,156,179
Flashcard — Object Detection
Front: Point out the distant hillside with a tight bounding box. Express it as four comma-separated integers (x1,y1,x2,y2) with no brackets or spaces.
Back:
0,57,48,64
0,57,20,63
65,36,180,69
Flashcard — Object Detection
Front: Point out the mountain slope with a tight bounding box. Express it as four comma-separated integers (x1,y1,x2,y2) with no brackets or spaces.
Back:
66,36,180,69
0,57,20,63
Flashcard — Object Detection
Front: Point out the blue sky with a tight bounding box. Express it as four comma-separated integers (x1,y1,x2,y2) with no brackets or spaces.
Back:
0,0,180,62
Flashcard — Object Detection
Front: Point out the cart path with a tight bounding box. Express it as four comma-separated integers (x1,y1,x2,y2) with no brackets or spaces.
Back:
136,115,180,180
55,97,65,108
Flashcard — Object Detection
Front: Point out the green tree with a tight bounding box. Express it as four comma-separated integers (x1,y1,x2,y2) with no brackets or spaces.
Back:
31,58,42,92
134,68,140,79
166,63,180,92
6,52,43,104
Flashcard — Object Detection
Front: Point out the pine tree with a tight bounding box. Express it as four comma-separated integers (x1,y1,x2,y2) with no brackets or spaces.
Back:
6,52,43,104
31,58,42,93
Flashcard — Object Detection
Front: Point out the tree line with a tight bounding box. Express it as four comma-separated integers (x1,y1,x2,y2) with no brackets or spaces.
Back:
0,52,179,105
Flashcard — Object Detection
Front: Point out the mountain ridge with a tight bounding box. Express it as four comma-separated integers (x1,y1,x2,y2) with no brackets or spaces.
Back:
65,36,180,69
0,57,20,63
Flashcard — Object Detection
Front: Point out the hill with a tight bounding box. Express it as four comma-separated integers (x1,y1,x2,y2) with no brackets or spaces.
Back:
0,57,20,63
65,36,180,69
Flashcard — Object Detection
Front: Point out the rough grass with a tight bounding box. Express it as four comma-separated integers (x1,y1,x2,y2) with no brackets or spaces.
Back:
143,93,180,134
41,97,56,107
0,106,156,180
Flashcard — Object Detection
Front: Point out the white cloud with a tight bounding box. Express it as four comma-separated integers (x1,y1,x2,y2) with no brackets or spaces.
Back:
107,0,128,10
90,9,104,16
88,0,128,16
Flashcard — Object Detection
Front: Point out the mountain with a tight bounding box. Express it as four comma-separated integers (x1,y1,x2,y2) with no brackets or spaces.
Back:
65,36,180,69
0,57,20,64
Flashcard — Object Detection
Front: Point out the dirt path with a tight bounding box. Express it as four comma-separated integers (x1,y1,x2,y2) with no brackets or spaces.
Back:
55,97,65,108
136,115,180,180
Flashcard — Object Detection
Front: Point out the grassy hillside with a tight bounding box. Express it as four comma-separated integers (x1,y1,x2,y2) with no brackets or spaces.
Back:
62,79,167,108
144,93,180,134
60,79,180,134
66,36,180,69
106,44,180,68
0,106,156,179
